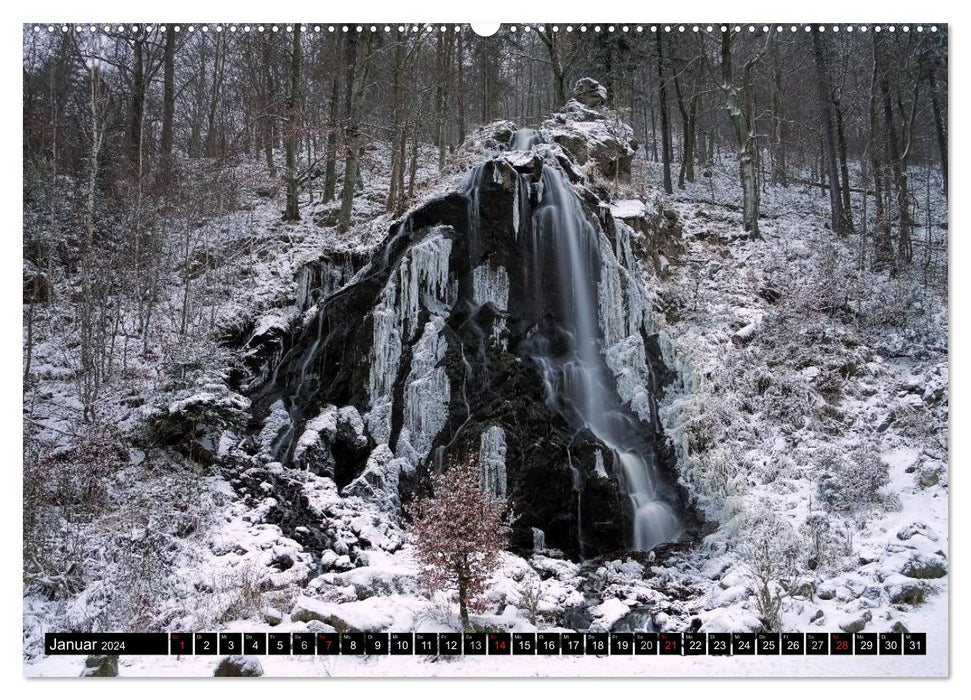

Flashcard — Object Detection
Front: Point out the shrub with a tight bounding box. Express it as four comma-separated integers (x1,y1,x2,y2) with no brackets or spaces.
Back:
816,445,889,512
738,508,802,631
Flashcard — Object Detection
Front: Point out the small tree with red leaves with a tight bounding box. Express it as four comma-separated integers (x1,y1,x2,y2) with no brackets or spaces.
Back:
406,452,515,630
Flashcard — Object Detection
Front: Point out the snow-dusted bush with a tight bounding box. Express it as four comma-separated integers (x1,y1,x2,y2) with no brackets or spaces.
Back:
517,577,543,626
692,443,745,505
24,423,124,598
814,445,889,512
738,508,802,631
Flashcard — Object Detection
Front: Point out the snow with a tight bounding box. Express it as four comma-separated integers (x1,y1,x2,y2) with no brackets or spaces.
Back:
610,199,648,220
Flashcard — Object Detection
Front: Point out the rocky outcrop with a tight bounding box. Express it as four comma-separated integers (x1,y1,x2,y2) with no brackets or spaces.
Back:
241,84,694,559
543,80,638,181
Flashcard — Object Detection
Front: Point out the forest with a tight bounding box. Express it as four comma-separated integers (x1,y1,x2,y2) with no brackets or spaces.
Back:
23,23,948,678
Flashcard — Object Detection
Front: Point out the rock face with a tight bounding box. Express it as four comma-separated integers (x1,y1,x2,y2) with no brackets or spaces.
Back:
246,87,696,560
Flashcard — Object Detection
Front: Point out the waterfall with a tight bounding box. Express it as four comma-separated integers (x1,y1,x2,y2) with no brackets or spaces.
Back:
508,133,683,552
258,120,686,556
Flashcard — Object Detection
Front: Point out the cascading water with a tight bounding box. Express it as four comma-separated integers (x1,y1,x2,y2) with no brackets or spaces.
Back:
508,129,683,552
510,127,544,151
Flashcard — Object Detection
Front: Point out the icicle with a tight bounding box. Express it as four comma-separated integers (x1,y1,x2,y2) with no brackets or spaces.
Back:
594,449,607,479
399,317,450,462
367,229,454,445
471,264,509,311
605,334,653,422
532,527,546,553
513,177,520,237
478,425,507,498
597,240,626,349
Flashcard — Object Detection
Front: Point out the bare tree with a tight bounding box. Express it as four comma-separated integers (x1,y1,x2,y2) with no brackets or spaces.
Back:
812,31,848,236
655,32,673,194
337,30,360,234
159,25,176,180
284,26,302,222
705,29,772,236
407,452,514,630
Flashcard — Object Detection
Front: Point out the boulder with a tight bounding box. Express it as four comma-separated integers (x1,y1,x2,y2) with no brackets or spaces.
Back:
574,78,608,108
291,596,360,632
888,581,927,606
839,611,872,633
293,405,370,485
896,521,938,542
342,444,405,516
262,606,284,626
80,655,118,677
901,553,948,579
213,655,263,677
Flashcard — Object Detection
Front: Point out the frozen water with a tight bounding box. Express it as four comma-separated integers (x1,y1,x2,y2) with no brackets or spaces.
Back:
479,425,507,498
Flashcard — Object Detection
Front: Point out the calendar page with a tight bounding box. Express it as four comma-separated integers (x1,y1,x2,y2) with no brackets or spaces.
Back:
22,20,948,678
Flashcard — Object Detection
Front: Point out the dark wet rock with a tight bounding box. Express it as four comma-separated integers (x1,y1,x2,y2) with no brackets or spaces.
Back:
817,582,837,600
561,605,593,631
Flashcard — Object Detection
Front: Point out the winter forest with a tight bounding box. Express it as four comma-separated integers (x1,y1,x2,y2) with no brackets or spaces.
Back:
23,23,948,677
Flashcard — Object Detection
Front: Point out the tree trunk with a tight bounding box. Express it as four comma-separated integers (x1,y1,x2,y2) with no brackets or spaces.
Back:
457,570,470,630
284,27,302,222
812,31,846,236
880,75,909,261
720,32,764,236
672,65,697,188
262,34,276,176
927,66,948,196
159,26,176,178
834,99,854,231
770,44,787,186
456,29,466,145
387,35,406,214
323,33,342,202
205,33,225,156
656,33,673,194
338,31,360,234
128,37,145,174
